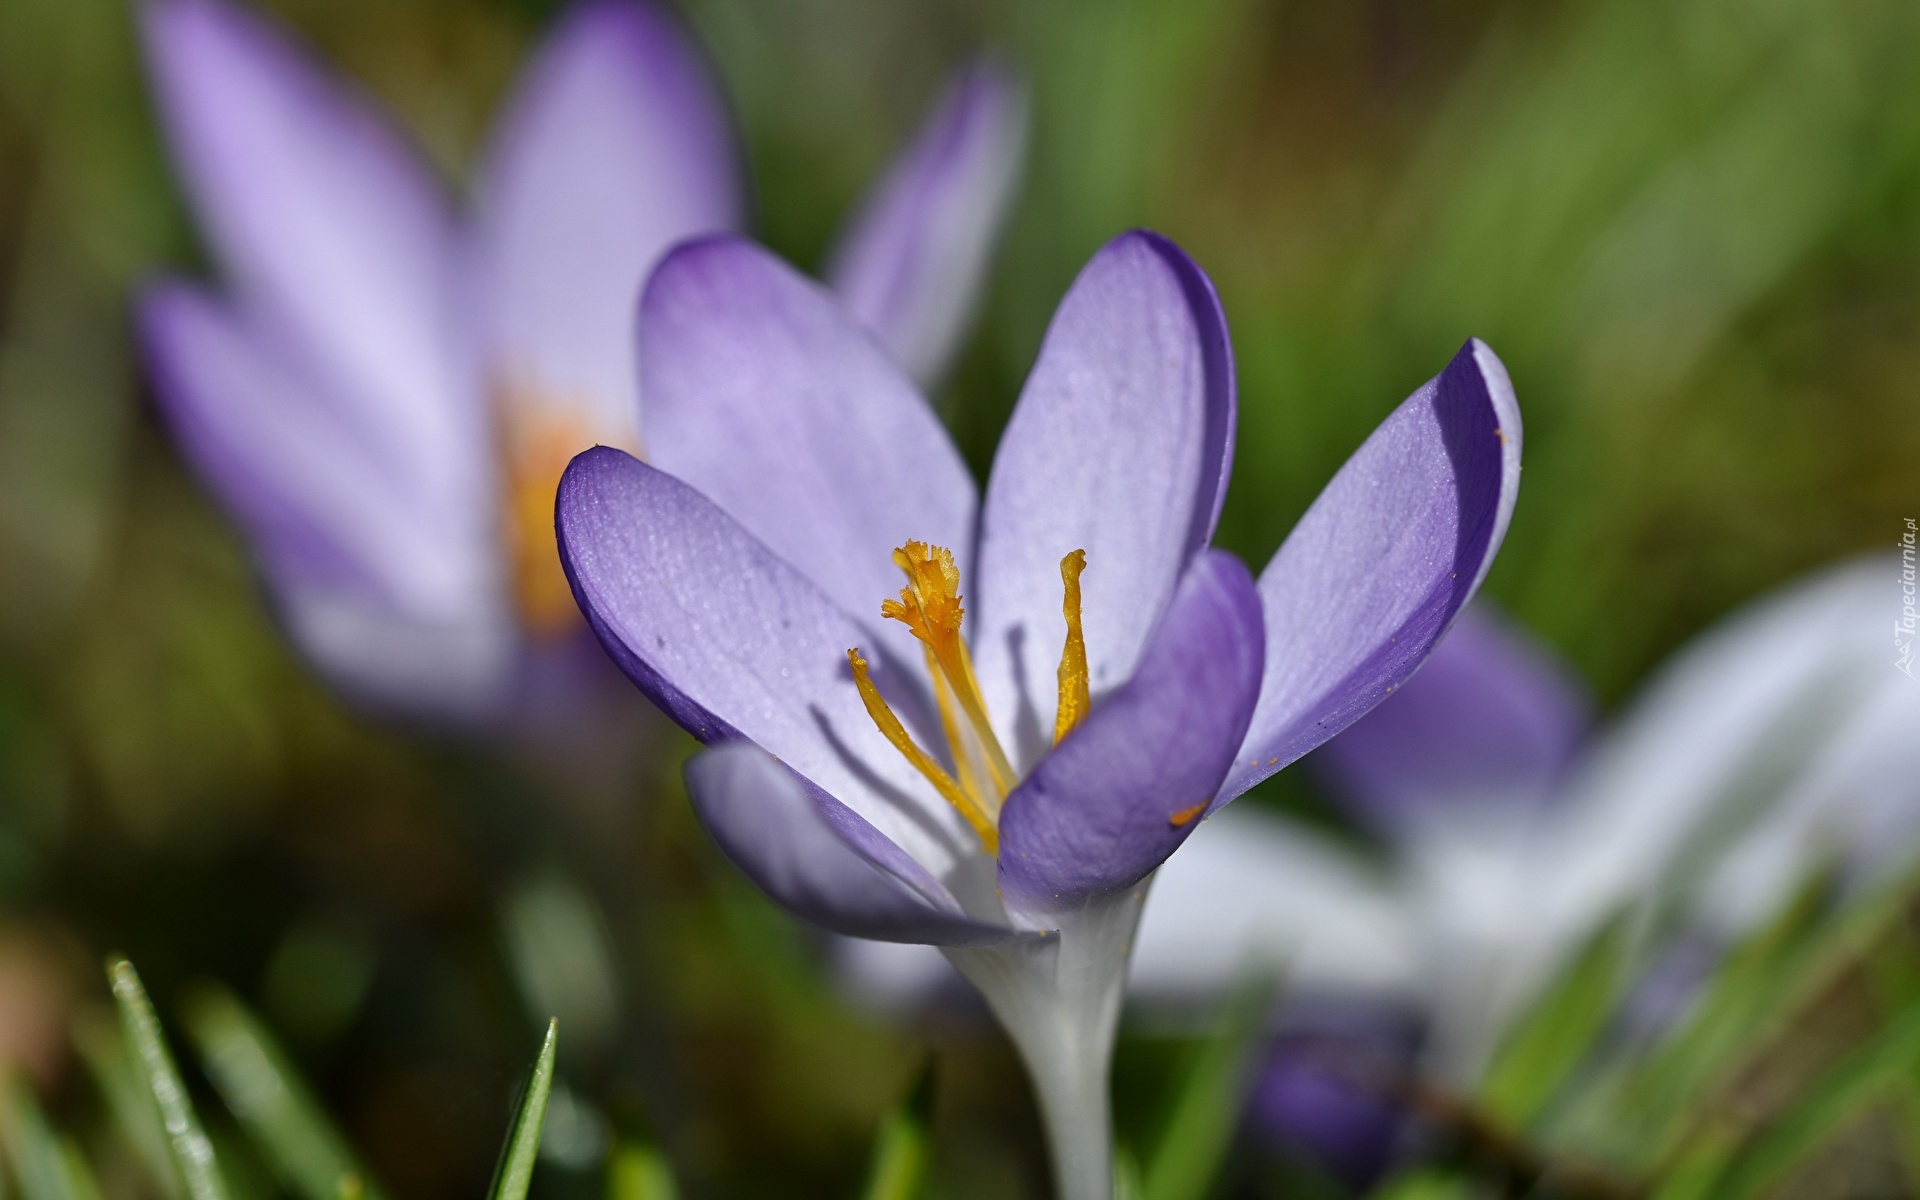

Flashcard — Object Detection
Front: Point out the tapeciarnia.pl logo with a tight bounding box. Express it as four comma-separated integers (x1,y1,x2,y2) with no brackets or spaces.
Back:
1899,518,1916,679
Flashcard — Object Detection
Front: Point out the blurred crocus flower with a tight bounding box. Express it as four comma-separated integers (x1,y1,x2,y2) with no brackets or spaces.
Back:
136,0,1025,724
556,227,1522,1198
1144,555,1918,1179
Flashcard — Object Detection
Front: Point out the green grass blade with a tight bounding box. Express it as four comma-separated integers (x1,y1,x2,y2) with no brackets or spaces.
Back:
0,1073,100,1200
72,1005,181,1200
56,1140,105,1200
858,1066,932,1200
179,983,387,1200
107,958,229,1200
1479,916,1630,1129
606,1143,677,1200
487,1019,557,1200
1142,971,1279,1200
1709,997,1920,1200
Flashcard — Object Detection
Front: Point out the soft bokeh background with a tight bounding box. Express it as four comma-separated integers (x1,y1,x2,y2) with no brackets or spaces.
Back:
0,0,1915,1196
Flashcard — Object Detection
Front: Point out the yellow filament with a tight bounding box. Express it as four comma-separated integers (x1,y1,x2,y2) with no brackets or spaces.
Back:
1054,549,1089,744
848,649,998,853
882,542,1016,793
925,644,994,817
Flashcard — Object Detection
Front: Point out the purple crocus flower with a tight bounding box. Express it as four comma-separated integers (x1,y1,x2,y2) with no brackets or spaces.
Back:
135,0,1025,725
555,228,1521,1197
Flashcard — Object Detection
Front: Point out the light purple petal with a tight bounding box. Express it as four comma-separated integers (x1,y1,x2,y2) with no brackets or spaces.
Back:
274,589,517,722
639,237,977,666
973,231,1236,770
475,0,742,445
141,0,480,501
997,551,1263,912
139,282,515,718
1221,339,1521,803
1313,602,1590,831
138,282,501,622
825,55,1027,390
687,743,1018,945
556,446,979,882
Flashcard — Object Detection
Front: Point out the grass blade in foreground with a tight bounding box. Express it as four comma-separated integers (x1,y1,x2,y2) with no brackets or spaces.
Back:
1143,970,1279,1200
108,958,229,1200
179,983,388,1200
73,1005,182,1198
488,1019,557,1200
858,1065,933,1200
1709,996,1920,1200
1,1073,105,1200
1479,916,1630,1129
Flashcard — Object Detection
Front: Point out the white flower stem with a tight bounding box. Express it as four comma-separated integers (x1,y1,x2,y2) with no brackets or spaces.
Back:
945,882,1149,1200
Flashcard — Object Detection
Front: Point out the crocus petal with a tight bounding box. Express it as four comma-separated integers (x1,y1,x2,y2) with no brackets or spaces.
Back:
1313,603,1591,831
1128,805,1420,1003
556,446,978,882
686,743,1017,945
997,551,1263,911
1222,339,1521,803
1530,556,1896,949
1446,557,1899,1061
141,0,478,492
639,237,977,665
139,283,514,717
475,0,741,444
139,283,498,621
825,55,1027,389
1693,671,1920,939
973,231,1236,770
1249,1004,1421,1191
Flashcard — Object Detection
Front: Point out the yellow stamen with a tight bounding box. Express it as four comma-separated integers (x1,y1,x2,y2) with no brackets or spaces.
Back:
499,382,627,638
505,420,590,635
1054,549,1089,744
881,542,1017,794
1169,801,1207,828
848,649,998,853
925,645,991,816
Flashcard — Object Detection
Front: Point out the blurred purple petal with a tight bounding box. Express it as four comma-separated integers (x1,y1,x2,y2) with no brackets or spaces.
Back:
475,0,742,444
1532,557,1897,958
687,743,1018,945
997,551,1263,911
275,590,517,721
1222,339,1521,803
1314,603,1591,831
1248,1003,1420,1191
139,284,502,617
826,55,1026,389
1128,805,1419,1005
556,447,979,880
141,0,480,493
973,231,1236,770
639,237,976,666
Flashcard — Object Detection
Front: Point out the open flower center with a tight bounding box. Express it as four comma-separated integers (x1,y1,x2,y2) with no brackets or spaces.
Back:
848,541,1089,855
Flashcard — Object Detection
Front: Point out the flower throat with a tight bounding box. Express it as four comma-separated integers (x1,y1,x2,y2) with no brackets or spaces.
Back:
848,541,1089,854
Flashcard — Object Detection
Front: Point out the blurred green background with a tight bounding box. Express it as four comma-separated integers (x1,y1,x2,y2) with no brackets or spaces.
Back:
0,0,1915,1196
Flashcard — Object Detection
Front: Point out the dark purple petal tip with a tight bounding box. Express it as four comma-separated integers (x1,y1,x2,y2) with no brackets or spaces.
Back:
1222,339,1522,803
